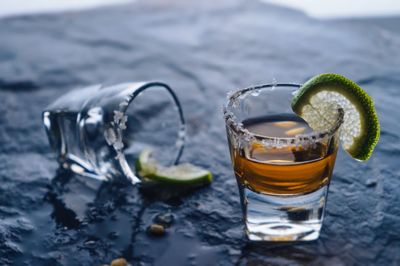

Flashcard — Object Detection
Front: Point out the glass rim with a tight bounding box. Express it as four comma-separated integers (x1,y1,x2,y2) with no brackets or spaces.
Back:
120,81,185,161
223,83,344,144
101,82,186,183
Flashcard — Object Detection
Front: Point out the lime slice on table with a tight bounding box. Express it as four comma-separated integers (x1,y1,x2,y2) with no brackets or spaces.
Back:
291,73,380,161
136,149,213,185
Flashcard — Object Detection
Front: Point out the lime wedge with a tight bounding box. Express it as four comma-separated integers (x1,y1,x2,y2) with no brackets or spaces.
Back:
136,149,213,185
136,149,157,177
291,73,380,161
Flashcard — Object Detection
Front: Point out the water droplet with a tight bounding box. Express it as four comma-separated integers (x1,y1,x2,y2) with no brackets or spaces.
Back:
154,211,174,227
251,89,260,97
271,77,277,90
83,239,98,249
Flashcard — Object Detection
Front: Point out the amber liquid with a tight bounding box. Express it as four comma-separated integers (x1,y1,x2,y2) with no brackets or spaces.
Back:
232,114,338,195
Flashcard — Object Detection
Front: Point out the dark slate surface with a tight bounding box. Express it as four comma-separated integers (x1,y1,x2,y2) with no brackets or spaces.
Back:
0,0,399,265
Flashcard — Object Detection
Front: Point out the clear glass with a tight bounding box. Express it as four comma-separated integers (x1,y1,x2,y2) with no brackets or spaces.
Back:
43,82,185,184
223,83,343,241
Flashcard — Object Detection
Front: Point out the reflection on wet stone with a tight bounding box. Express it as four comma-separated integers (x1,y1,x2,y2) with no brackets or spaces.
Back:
154,211,174,227
0,0,399,265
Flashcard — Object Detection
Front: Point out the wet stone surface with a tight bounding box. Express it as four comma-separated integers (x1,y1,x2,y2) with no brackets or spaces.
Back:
1,0,400,265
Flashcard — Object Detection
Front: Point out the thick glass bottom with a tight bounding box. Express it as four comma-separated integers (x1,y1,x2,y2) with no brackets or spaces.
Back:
241,185,328,242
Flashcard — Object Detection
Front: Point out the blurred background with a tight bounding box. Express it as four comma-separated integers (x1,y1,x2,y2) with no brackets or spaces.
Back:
0,0,399,265
2,0,400,18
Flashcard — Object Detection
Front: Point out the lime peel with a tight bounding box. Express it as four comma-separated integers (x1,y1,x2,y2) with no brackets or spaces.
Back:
136,149,213,185
291,73,380,161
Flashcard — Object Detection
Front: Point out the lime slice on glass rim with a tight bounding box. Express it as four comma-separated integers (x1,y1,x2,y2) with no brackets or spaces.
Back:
136,149,213,185
291,73,380,161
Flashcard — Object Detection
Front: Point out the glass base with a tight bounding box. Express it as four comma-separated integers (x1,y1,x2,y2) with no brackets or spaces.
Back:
242,185,328,242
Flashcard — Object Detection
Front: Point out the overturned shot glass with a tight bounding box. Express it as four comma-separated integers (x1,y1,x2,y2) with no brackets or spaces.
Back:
43,82,185,184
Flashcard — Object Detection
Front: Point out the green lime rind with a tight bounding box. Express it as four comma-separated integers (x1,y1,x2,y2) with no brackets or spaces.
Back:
291,73,380,161
135,149,157,177
145,164,213,185
136,149,213,185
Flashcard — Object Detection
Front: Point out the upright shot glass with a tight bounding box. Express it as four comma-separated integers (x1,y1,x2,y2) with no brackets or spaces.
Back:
223,83,343,241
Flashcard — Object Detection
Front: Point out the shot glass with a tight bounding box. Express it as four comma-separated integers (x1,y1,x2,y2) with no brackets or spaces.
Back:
223,83,343,241
43,82,185,184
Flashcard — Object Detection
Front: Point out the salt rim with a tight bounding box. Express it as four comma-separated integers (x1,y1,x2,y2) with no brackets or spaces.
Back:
103,83,186,161
222,83,344,148
104,94,131,159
